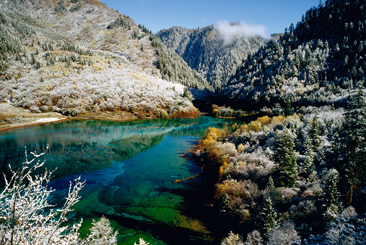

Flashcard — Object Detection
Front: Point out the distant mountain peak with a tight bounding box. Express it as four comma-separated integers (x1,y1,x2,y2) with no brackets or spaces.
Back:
158,25,266,90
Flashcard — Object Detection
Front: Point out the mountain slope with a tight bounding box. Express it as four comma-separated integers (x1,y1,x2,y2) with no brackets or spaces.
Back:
220,0,366,112
157,25,265,90
0,0,208,118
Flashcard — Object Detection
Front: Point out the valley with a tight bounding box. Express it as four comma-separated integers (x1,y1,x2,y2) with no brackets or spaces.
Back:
1,0,366,244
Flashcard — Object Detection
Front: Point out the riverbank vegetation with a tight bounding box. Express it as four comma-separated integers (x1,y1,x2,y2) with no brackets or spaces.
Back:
192,88,366,244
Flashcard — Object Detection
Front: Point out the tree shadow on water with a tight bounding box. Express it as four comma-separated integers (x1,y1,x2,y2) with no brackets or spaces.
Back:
98,210,215,245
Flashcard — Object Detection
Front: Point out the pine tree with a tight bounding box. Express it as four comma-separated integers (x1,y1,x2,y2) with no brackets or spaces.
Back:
257,197,278,234
324,171,342,209
273,129,297,187
285,97,291,116
299,137,316,176
322,171,342,222
335,85,366,204
308,115,322,152
267,176,275,190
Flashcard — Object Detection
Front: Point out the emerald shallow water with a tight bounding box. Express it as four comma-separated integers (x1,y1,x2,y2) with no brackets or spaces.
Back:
0,116,236,244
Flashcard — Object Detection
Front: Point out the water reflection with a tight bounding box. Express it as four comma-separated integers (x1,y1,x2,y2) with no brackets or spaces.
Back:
0,116,237,244
0,117,232,179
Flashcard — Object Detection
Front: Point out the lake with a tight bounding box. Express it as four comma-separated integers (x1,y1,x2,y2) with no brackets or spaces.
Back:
0,116,237,244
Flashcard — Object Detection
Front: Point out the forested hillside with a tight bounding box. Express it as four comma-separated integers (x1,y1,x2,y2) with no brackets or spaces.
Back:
0,0,209,119
221,0,366,113
158,26,265,90
186,1,366,244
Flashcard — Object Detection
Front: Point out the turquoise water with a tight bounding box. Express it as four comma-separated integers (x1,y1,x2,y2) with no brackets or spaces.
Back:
0,116,237,244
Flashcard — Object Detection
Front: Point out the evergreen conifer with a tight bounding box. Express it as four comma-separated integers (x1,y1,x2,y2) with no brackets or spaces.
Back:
324,171,342,209
308,115,322,152
257,197,278,234
273,129,297,187
335,85,366,204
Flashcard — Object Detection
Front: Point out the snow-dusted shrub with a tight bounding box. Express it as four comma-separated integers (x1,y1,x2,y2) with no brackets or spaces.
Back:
243,230,263,245
266,221,300,245
218,142,237,158
280,187,300,200
292,200,317,218
134,238,149,245
308,182,323,197
221,231,244,245
0,147,118,244
341,206,357,220
84,217,118,245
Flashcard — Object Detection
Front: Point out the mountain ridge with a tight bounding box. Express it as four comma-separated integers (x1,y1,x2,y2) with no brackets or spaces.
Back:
219,0,366,113
157,25,266,90
0,0,208,120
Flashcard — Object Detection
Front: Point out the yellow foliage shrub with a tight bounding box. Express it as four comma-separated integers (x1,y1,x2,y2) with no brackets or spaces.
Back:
239,124,248,134
207,127,226,140
269,115,285,127
257,115,271,125
232,123,238,131
237,114,288,135
237,144,244,153
240,209,250,221
201,134,216,152
219,166,224,177
216,179,239,198
248,120,262,132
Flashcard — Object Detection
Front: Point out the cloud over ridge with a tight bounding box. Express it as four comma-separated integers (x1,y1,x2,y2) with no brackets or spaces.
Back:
214,21,269,44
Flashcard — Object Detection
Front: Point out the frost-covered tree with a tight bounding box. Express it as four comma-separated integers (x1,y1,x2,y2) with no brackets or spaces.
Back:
84,217,118,245
257,197,278,234
273,129,297,187
334,86,366,204
322,170,342,222
299,137,316,176
308,115,322,153
0,146,118,244
324,171,342,209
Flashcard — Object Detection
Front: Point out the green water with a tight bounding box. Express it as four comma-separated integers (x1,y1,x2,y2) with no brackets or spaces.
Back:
0,116,237,244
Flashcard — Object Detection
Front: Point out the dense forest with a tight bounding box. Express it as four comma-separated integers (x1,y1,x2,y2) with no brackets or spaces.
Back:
221,0,366,112
186,0,366,244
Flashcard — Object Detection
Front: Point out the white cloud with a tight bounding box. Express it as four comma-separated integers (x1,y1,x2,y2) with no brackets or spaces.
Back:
214,21,269,44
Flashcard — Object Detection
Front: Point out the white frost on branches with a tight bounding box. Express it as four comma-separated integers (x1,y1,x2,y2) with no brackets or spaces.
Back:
0,146,118,244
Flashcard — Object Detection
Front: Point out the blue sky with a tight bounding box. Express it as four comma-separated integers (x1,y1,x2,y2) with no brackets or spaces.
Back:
101,0,320,35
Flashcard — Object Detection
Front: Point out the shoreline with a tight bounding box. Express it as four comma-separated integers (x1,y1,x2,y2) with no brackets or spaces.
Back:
0,103,202,132
0,118,70,132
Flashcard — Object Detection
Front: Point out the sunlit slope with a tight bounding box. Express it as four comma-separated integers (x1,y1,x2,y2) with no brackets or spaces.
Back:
0,0,208,117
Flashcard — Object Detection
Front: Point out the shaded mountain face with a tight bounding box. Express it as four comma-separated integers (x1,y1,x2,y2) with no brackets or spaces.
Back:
0,0,208,116
220,0,366,112
157,25,266,91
